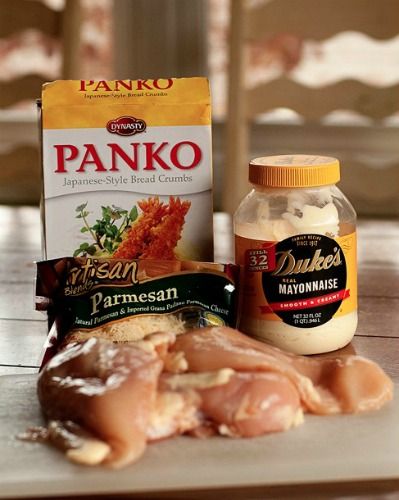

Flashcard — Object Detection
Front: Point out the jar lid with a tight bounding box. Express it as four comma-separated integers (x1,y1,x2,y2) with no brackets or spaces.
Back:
249,155,340,187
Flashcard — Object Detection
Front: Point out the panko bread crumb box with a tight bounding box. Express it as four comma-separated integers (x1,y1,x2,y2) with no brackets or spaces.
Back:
40,78,213,260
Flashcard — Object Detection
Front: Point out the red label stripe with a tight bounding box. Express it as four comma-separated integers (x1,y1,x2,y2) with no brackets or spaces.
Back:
260,289,350,313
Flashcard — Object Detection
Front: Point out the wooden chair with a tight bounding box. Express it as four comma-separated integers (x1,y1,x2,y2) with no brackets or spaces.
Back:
224,0,399,215
0,0,82,205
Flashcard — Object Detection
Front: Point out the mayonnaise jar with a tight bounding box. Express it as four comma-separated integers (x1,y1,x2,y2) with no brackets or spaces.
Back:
234,155,357,354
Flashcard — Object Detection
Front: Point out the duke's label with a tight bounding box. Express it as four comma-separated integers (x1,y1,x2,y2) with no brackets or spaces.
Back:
236,232,357,328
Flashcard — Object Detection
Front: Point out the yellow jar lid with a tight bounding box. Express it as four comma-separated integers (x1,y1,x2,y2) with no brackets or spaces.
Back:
249,154,340,187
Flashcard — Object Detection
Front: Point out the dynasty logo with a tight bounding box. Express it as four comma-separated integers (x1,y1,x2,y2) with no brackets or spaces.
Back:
106,116,147,136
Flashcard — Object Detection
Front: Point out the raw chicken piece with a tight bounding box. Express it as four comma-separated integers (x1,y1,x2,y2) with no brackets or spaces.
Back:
172,327,393,415
198,371,303,437
38,338,163,468
146,389,201,441
151,369,237,440
20,420,112,466
34,327,393,469
134,330,188,373
160,368,302,437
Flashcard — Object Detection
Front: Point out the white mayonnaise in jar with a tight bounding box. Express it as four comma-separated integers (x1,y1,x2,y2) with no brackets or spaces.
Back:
234,155,357,354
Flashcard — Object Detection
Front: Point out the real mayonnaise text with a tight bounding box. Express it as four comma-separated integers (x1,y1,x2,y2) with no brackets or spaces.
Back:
234,155,357,354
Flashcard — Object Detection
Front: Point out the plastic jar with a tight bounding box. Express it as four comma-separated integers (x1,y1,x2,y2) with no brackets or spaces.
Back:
234,155,357,354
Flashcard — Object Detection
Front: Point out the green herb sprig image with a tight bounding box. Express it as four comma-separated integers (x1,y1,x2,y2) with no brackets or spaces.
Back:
73,202,138,257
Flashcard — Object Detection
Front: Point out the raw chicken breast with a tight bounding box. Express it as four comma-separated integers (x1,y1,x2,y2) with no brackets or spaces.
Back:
158,368,303,437
172,327,394,414
34,326,393,469
198,371,303,437
146,387,201,441
38,337,163,468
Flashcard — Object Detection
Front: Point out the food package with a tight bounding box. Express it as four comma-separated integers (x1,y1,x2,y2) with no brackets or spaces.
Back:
39,78,213,261
35,257,239,366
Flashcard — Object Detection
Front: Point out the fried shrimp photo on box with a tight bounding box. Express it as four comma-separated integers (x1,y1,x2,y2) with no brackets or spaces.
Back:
113,196,191,260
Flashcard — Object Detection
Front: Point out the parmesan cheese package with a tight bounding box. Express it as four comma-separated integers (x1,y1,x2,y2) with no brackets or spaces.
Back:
35,257,240,366
40,78,213,260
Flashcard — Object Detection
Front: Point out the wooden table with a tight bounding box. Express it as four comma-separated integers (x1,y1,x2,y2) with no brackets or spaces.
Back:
0,206,398,499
